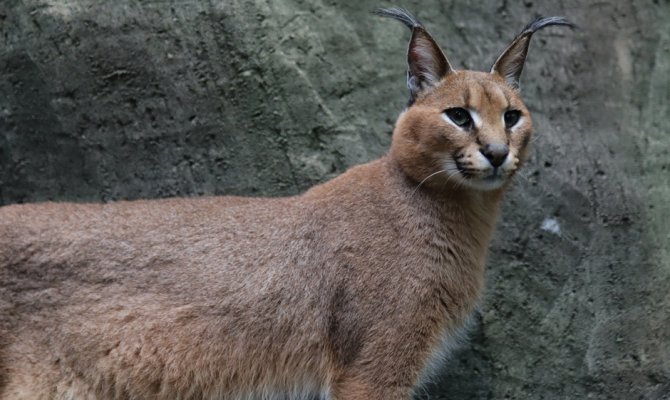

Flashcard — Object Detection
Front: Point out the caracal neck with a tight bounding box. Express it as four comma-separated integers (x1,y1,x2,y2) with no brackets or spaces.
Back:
303,155,505,234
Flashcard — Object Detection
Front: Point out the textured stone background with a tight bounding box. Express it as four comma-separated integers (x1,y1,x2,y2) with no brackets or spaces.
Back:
1,0,669,398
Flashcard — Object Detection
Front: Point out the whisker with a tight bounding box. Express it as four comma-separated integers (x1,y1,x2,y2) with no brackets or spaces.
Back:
440,170,462,192
446,159,467,187
411,169,448,196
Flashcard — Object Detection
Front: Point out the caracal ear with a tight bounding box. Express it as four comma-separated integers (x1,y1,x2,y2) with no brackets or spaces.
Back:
374,8,454,105
491,16,575,90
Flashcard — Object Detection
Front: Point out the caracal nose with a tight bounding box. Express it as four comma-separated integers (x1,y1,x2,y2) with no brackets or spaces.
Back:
481,143,509,168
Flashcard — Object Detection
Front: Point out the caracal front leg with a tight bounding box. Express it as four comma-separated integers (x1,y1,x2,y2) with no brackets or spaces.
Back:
328,337,426,400
331,375,413,400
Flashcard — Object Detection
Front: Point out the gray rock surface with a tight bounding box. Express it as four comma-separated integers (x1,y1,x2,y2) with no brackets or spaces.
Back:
1,0,668,398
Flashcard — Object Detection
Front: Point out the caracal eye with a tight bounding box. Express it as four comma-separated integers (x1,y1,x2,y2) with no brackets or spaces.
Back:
444,108,473,128
504,110,521,129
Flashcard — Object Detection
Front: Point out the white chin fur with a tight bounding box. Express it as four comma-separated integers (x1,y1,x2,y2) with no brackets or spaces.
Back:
462,176,506,191
446,151,516,191
445,167,507,191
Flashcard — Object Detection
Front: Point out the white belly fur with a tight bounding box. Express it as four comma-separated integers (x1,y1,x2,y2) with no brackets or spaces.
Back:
413,314,476,394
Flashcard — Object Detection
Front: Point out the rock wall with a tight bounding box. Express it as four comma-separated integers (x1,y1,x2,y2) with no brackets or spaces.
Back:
1,0,668,398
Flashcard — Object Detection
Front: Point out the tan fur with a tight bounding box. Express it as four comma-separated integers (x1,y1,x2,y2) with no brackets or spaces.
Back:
0,9,568,400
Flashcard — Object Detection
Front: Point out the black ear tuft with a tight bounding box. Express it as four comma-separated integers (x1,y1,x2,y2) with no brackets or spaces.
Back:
372,7,421,29
522,16,576,35
374,8,454,105
491,16,575,89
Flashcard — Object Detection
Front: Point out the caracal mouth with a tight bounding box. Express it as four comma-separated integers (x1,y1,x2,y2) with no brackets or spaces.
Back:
446,159,514,191
458,167,510,191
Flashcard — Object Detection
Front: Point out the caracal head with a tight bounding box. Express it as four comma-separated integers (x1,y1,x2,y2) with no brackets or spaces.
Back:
376,8,574,192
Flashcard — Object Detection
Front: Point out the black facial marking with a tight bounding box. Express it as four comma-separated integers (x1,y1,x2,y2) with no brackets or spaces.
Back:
502,92,511,110
463,89,471,108
479,81,495,104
